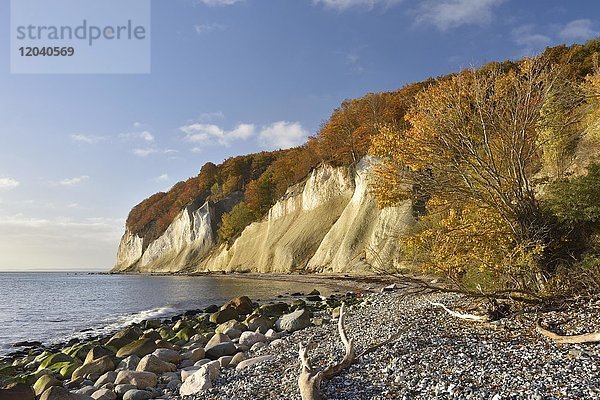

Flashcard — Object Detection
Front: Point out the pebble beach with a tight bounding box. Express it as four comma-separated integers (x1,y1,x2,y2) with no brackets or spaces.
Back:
1,282,598,400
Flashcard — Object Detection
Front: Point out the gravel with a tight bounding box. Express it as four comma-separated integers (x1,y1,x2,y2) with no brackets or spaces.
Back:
159,290,600,400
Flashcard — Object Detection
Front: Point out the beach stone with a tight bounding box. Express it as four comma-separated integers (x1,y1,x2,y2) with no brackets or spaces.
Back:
235,355,274,371
141,331,161,342
172,320,189,332
221,296,254,315
0,383,35,400
39,353,74,370
116,339,157,358
258,302,289,317
116,355,140,371
181,348,205,363
239,331,267,347
157,327,174,340
205,333,230,348
223,328,243,340
270,338,285,347
39,386,94,400
84,347,114,364
94,372,116,388
229,352,247,367
275,309,311,332
74,386,96,396
218,356,233,368
114,371,157,390
204,305,219,313
105,327,142,351
122,390,153,400
90,388,116,400
151,349,180,365
72,356,115,382
33,374,62,396
188,334,208,345
215,320,247,335
65,344,93,363
143,319,161,330
265,329,283,340
178,359,195,368
205,342,237,359
154,339,176,351
174,326,195,342
209,308,238,324
113,384,136,397
166,380,181,390
180,367,200,382
136,355,176,374
245,315,274,333
250,342,267,351
179,367,211,396
194,359,211,368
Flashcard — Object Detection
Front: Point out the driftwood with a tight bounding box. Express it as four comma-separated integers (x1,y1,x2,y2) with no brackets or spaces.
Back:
535,319,600,344
427,300,489,322
298,303,402,400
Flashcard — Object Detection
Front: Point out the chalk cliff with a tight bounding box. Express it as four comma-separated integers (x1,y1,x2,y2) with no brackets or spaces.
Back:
113,157,413,273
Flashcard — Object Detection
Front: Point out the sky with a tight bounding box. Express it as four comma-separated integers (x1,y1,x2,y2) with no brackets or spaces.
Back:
0,0,598,271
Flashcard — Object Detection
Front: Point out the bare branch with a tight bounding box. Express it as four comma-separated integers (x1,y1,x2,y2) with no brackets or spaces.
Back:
427,300,488,322
535,319,600,344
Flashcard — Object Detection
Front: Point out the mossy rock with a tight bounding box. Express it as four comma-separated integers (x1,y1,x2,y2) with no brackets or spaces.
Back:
64,343,93,362
115,338,157,358
71,356,114,382
33,374,61,396
0,365,17,377
209,308,239,324
175,326,196,342
37,353,74,371
105,326,142,350
12,355,36,369
258,302,289,317
43,361,80,376
172,320,190,332
141,330,162,342
16,372,39,385
158,326,174,339
84,346,114,364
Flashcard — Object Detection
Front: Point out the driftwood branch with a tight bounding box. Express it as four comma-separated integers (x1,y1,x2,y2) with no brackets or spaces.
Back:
298,303,401,400
535,319,600,344
427,300,489,322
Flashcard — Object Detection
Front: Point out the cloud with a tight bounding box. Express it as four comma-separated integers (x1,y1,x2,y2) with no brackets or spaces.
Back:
195,23,227,34
258,121,309,150
198,111,225,122
512,25,552,52
71,134,105,144
414,0,505,31
133,148,158,157
154,174,170,182
120,131,155,142
313,0,403,11
180,123,255,146
59,175,90,186
0,178,19,191
195,0,244,6
559,19,598,42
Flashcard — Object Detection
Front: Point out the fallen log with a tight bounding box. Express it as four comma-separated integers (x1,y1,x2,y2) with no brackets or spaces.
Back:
535,319,600,344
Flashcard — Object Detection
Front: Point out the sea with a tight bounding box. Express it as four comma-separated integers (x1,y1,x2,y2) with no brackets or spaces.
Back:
0,272,335,357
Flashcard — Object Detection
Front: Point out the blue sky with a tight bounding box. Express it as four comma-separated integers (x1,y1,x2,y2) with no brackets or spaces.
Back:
0,0,598,270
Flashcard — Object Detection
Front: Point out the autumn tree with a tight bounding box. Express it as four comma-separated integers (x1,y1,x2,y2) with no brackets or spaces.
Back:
372,58,577,291
217,202,256,244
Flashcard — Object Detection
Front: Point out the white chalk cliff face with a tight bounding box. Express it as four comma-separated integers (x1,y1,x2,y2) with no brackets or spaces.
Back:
113,156,414,273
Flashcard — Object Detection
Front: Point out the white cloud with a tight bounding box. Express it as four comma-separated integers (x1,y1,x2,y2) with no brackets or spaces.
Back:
414,0,505,31
59,175,90,186
198,111,225,122
0,178,19,191
196,0,244,6
180,123,255,146
313,0,403,11
133,148,158,157
258,121,309,150
195,23,227,34
559,19,598,42
154,174,170,182
120,131,155,142
71,134,105,144
511,25,552,54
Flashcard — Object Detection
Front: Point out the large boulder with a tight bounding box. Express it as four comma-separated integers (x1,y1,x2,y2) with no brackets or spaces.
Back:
209,308,238,324
238,331,267,347
181,348,205,363
179,362,220,396
71,356,115,382
115,339,157,358
90,388,116,400
258,302,289,317
39,386,94,400
151,349,180,365
135,355,176,374
245,315,273,333
122,390,153,400
215,320,247,335
221,296,254,315
114,371,157,390
116,355,140,371
84,347,114,364
94,371,117,388
0,383,35,400
275,309,311,332
39,353,74,370
105,327,142,351
205,343,237,359
33,374,62,396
